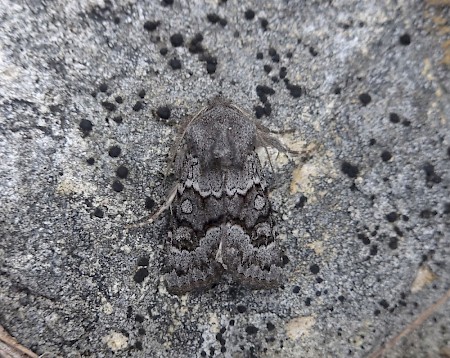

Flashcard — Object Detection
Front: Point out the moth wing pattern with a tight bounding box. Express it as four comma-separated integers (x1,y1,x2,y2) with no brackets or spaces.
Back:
164,97,285,294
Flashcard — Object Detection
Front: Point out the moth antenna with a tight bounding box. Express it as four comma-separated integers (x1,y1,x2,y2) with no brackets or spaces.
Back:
256,131,275,172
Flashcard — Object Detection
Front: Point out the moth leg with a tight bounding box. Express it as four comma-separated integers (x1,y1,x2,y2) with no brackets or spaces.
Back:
125,185,177,229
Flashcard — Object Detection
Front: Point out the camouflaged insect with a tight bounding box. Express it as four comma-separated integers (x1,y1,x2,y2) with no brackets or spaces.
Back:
162,97,286,294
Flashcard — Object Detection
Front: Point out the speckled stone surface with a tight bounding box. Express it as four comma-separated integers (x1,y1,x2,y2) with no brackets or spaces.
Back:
1,1,449,357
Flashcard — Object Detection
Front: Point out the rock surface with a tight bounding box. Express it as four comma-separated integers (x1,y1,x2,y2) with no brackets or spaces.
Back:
1,0,449,357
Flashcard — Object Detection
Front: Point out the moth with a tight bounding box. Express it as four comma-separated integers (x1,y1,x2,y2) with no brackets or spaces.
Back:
133,97,288,294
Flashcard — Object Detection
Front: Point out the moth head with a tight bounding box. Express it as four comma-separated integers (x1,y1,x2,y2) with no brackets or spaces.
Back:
186,103,257,170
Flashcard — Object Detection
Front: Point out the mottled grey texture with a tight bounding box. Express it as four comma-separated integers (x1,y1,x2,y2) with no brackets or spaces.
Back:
0,0,449,357
165,99,284,294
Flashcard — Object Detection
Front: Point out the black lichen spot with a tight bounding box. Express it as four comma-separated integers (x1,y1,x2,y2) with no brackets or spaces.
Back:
310,264,320,274
369,138,376,145
370,245,378,256
216,332,226,346
292,286,300,294
279,67,287,79
244,9,255,20
169,58,182,70
101,101,117,111
144,20,160,32
170,33,184,47
138,328,146,335
359,93,371,106
99,83,108,92
267,322,275,331
133,101,143,112
444,203,450,215
108,145,121,158
358,233,370,245
315,290,321,297
134,267,149,283
145,196,156,210
93,207,104,218
259,92,268,103
260,18,268,31
237,305,247,313
423,162,442,185
86,157,95,165
256,85,275,103
334,87,341,95
389,112,400,123
156,106,171,119
374,309,381,316
127,306,133,318
256,52,263,60
138,89,146,98
116,165,129,179
134,341,143,350
162,0,173,6
341,161,359,178
188,33,204,53
206,56,217,74
305,297,312,306
79,119,93,133
316,277,323,283
386,212,398,222
115,96,123,104
228,287,238,299
112,180,124,192
263,64,272,74
394,226,403,237
338,295,345,303
402,119,411,126
207,13,220,24
399,33,411,46
388,237,398,249
137,257,149,266
381,150,392,162
256,84,275,97
420,209,436,219
379,299,389,309
135,314,144,323
309,46,318,57
254,106,264,119
295,195,308,209
160,47,168,56
282,255,290,267
219,18,227,27
113,116,123,124
245,325,258,335
286,83,302,98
